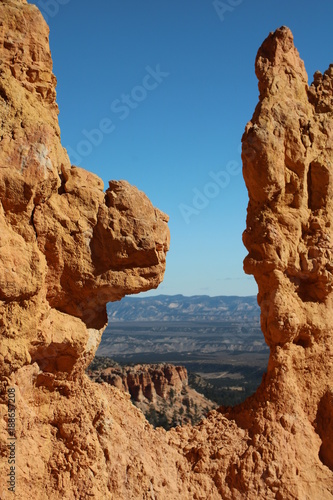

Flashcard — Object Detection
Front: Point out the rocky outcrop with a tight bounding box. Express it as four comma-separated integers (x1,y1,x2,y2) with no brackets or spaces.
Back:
1,2,333,497
242,27,333,348
97,363,188,402
0,0,169,384
88,360,215,429
231,26,333,497
170,26,333,499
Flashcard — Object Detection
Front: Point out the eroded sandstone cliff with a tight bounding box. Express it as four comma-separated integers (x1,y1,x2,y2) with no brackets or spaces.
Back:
88,360,216,429
0,1,332,498
96,363,188,402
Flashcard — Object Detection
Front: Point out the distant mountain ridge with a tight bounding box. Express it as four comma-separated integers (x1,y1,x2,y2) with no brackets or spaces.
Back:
107,294,260,322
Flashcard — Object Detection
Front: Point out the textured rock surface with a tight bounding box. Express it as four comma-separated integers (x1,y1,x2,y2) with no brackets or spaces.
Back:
0,0,169,383
169,27,333,499
0,2,333,497
97,363,188,401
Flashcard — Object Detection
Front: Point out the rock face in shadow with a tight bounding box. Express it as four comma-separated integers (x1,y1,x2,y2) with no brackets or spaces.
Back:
0,3,332,498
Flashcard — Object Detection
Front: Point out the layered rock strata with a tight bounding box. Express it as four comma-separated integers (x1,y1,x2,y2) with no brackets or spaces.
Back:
88,361,216,429
0,1,332,498
97,363,188,402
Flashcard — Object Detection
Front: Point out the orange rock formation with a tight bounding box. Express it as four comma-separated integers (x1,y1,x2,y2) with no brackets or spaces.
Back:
0,1,332,498
88,362,216,429
98,364,188,402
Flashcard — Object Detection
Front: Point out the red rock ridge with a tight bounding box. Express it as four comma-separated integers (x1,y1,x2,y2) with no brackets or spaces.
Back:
99,364,188,402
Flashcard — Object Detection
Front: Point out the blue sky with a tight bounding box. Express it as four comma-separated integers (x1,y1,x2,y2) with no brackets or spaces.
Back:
29,0,333,297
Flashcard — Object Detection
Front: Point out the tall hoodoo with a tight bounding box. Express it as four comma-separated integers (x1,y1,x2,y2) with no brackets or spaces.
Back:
242,26,333,350
240,24,333,493
171,26,333,500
